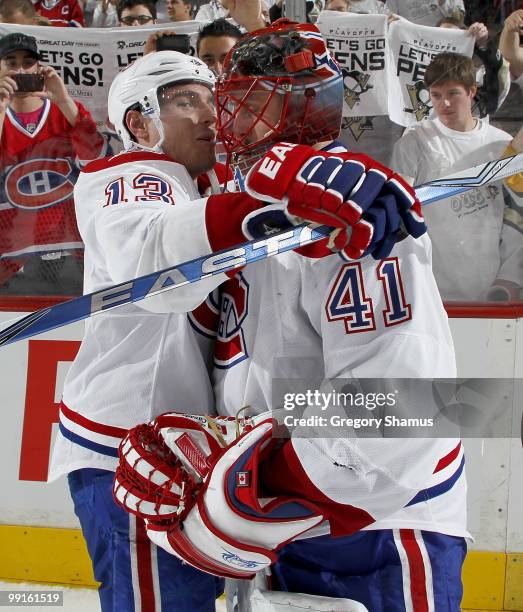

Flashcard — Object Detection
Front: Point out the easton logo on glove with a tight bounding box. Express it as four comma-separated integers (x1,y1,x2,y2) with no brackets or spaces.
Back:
256,143,298,180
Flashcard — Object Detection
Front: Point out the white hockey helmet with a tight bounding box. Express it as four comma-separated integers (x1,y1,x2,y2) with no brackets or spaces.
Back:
108,51,216,151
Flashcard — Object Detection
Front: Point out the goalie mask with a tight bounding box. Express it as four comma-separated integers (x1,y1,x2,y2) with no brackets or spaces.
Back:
216,19,343,173
108,51,215,152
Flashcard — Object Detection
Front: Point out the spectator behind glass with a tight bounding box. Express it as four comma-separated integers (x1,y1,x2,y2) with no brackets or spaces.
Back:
197,18,242,76
0,33,107,294
116,0,156,25
80,0,96,25
317,0,397,167
0,0,50,25
91,0,118,26
260,0,270,22
499,9,523,80
391,52,522,301
324,0,389,13
166,0,193,21
385,0,464,26
145,7,259,57
35,0,85,26
270,1,333,23
196,0,270,23
437,17,511,117
196,0,230,21
146,1,265,55
325,0,348,9
153,0,170,23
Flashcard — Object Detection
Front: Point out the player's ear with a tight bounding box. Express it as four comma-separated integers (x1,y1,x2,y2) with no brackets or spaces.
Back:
126,109,150,142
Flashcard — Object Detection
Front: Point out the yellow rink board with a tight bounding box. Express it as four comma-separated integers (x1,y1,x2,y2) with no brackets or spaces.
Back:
0,525,522,610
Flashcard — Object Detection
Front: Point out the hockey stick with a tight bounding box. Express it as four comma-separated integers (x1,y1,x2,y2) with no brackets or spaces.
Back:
0,152,522,348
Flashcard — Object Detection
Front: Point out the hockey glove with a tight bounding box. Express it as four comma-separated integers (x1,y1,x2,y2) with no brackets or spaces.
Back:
114,413,324,579
146,420,324,579
113,412,249,521
245,142,426,259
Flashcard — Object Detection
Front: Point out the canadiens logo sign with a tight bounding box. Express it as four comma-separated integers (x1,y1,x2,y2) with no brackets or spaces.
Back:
5,158,76,210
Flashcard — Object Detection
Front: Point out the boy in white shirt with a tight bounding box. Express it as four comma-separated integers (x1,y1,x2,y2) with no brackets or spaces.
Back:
391,52,522,301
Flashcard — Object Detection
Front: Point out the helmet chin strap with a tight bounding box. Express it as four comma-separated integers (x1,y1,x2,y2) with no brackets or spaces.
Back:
148,116,166,153
128,110,166,154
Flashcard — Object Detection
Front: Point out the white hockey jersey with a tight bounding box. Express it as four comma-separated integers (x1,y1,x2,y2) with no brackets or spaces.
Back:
192,143,467,538
49,151,230,479
391,117,521,300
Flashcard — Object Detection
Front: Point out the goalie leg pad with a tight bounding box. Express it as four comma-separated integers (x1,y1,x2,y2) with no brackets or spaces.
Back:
251,589,369,611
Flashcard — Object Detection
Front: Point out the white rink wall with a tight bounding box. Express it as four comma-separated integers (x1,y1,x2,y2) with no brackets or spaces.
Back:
449,317,523,554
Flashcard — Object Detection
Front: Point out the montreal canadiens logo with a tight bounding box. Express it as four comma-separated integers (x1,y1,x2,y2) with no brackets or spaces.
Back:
215,273,250,369
5,158,76,210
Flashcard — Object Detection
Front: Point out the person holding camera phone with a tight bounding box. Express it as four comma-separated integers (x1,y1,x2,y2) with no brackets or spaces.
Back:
142,29,191,54
0,33,107,291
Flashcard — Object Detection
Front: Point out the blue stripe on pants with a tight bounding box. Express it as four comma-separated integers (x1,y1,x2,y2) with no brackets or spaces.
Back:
67,468,223,612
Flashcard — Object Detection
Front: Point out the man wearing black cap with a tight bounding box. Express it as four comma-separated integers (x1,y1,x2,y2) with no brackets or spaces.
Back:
0,33,81,129
0,32,106,290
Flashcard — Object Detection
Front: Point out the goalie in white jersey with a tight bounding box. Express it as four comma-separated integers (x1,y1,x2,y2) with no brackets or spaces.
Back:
111,19,468,612
48,50,332,612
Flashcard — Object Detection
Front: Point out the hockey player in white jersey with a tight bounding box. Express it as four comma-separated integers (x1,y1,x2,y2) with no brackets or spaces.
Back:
112,20,468,612
47,52,229,612
49,51,319,612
